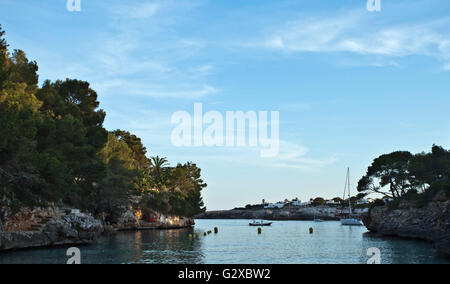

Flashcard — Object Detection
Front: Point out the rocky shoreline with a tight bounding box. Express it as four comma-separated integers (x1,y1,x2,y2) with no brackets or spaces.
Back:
363,192,450,258
0,209,103,252
0,208,193,252
195,205,367,221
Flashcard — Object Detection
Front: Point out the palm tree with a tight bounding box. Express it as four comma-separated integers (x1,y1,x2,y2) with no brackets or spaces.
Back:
151,156,169,185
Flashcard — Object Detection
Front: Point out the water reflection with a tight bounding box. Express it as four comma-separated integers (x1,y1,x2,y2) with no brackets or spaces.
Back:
0,220,448,264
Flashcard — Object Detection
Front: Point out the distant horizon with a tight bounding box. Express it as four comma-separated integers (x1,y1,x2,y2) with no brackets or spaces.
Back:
1,0,449,210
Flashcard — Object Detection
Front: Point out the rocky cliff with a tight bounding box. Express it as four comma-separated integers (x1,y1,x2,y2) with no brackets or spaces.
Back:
0,208,103,251
363,192,450,257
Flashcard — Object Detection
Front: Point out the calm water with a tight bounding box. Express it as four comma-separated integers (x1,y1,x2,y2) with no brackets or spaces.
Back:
0,219,448,264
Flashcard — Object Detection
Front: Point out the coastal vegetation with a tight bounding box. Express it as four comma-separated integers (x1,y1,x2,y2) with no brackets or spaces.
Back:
357,145,450,208
0,25,206,226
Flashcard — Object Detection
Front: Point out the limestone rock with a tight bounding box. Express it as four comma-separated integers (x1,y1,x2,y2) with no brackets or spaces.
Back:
0,209,103,251
363,193,449,257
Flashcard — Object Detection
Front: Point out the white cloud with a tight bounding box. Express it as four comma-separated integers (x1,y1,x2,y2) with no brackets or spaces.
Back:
85,1,217,99
269,141,337,169
94,80,217,99
170,140,336,170
261,11,450,61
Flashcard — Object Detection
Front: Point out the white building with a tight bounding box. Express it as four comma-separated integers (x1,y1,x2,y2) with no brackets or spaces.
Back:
298,201,311,207
264,202,285,209
291,200,303,206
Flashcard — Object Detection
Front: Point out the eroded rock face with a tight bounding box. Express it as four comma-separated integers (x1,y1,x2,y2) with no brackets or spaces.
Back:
363,195,450,257
0,210,103,251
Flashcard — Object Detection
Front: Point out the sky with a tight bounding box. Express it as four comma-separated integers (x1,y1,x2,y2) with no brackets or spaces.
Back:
1,0,450,210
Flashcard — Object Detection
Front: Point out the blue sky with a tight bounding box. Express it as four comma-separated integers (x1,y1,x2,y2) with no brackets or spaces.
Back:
1,0,450,209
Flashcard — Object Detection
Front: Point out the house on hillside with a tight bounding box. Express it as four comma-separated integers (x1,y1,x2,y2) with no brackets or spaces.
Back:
264,202,286,209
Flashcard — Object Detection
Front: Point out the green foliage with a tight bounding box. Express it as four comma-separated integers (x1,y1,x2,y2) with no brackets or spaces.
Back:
112,130,151,170
312,197,326,206
358,145,450,206
357,151,413,199
140,161,206,217
0,26,206,223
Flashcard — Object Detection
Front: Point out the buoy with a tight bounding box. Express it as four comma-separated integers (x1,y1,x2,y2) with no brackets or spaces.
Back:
207,230,212,235
309,227,314,234
214,227,218,234
195,233,199,238
258,227,262,234
188,234,193,238
204,232,207,236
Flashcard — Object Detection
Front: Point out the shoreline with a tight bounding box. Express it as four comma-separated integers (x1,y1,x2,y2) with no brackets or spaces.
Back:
0,208,195,253
195,205,367,221
0,224,194,253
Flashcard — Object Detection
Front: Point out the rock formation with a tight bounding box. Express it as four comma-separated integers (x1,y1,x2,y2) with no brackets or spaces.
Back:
363,192,449,257
0,208,103,251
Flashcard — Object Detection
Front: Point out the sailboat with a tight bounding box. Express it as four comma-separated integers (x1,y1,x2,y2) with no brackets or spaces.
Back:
340,168,363,226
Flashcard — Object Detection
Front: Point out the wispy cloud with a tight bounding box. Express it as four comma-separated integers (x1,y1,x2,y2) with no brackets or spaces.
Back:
94,80,217,99
259,11,450,67
170,140,336,171
270,141,337,170
85,0,217,99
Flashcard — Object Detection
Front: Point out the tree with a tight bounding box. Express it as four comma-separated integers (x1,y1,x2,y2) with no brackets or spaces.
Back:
150,156,169,186
35,79,108,204
0,25,207,224
357,151,413,199
409,145,450,190
8,49,39,94
332,197,343,203
0,36,45,210
312,197,326,206
92,133,137,222
0,25,9,88
112,130,151,170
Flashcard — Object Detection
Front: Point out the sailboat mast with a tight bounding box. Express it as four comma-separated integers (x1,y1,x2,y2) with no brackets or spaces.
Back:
347,168,352,215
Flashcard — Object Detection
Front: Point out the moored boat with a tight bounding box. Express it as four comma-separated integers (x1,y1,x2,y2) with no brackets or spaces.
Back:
249,220,273,226
340,168,363,226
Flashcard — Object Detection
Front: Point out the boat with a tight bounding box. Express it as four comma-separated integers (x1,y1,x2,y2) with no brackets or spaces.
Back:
313,212,324,222
340,168,363,226
249,220,273,226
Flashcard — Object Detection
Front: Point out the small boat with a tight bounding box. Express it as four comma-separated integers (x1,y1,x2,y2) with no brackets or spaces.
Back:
340,168,363,226
341,218,362,226
313,212,324,222
249,220,272,226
